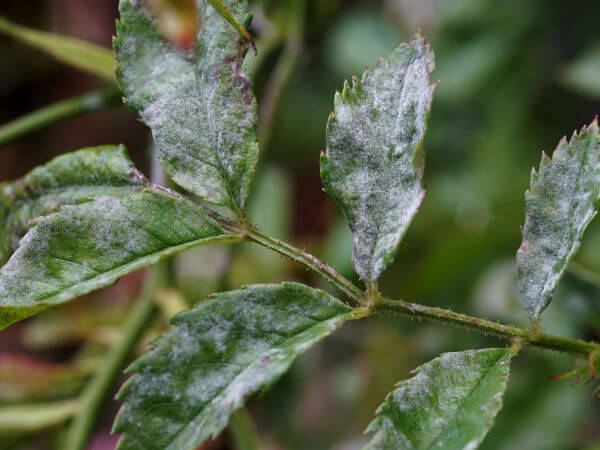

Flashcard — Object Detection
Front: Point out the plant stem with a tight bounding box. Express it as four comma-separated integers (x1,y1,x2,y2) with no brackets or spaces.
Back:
375,298,598,355
0,89,121,148
243,224,600,356
63,264,169,450
257,0,304,150
247,226,364,301
229,408,262,450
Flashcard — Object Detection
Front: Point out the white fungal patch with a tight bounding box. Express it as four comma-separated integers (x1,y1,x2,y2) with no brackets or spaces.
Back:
517,120,600,320
321,34,436,283
364,348,511,449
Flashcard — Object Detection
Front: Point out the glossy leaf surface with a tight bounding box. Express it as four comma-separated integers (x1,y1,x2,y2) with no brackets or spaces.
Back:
114,282,355,450
517,119,600,320
114,0,259,211
365,348,511,450
0,145,146,265
0,189,231,330
320,33,436,283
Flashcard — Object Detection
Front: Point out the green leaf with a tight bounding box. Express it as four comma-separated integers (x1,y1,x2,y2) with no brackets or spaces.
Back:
365,348,512,450
0,189,233,330
0,17,114,82
0,145,146,265
560,41,600,99
114,0,259,212
205,0,255,48
114,282,356,450
320,33,436,284
517,119,600,320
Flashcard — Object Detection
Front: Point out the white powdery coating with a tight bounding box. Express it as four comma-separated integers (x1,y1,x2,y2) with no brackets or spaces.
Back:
114,283,353,450
322,34,436,283
365,349,511,450
517,120,600,320
0,190,224,323
115,0,258,210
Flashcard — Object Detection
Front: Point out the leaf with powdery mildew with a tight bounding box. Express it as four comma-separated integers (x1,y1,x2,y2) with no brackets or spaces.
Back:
113,283,357,450
320,32,436,284
114,0,259,213
0,145,147,266
0,189,233,330
517,119,600,321
365,348,512,450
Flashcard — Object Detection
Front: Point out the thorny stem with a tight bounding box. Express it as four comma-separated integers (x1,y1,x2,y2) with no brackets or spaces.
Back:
240,222,600,357
0,89,121,148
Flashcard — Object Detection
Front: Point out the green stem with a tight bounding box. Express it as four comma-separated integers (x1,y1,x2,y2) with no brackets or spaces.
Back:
229,408,261,450
257,0,304,150
375,298,598,355
63,264,169,450
247,226,364,301
243,223,600,357
0,89,120,148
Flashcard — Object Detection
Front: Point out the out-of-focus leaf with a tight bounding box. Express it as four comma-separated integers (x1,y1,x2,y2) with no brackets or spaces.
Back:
321,33,436,284
0,145,146,265
0,17,114,82
517,119,600,320
0,354,92,403
114,0,258,212
146,0,199,51
0,189,233,330
561,41,600,99
21,301,131,349
365,348,512,450
0,399,80,436
321,214,355,279
114,282,356,449
323,7,402,78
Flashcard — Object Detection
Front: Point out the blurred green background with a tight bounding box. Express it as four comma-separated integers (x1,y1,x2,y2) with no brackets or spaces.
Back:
1,0,600,449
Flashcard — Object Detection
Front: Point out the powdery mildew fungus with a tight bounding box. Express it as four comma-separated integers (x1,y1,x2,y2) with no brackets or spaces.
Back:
114,0,259,212
0,145,146,265
364,349,511,450
0,189,228,330
113,282,354,450
517,119,600,320
321,33,437,284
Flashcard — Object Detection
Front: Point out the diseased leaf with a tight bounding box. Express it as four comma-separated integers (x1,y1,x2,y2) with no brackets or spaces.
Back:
517,119,600,320
365,348,512,450
205,0,255,48
0,17,114,82
0,189,232,330
114,0,259,212
0,145,146,265
114,282,356,450
320,33,436,284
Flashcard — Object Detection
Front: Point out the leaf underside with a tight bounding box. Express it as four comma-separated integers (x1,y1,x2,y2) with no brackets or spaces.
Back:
0,188,229,330
0,145,146,266
114,0,259,211
320,32,436,283
114,282,354,450
517,119,600,320
365,348,512,450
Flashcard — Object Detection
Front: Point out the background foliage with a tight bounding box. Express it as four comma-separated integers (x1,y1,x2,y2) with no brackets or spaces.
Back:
1,0,600,448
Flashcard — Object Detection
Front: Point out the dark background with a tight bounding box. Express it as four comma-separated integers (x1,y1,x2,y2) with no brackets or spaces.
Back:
1,0,600,448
